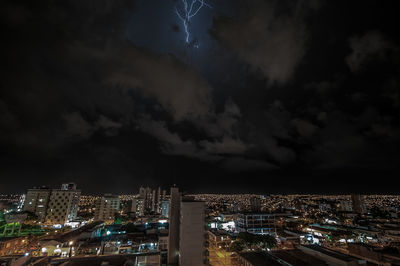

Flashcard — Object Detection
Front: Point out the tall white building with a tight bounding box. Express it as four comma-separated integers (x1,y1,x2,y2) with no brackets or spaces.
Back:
45,184,81,225
160,199,170,218
94,194,120,221
23,187,52,222
131,197,145,217
179,198,206,266
23,183,80,224
167,187,206,266
137,186,166,215
168,187,181,265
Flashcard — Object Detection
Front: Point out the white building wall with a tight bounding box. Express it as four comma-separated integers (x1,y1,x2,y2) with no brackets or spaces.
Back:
45,190,81,224
95,195,120,221
179,201,205,266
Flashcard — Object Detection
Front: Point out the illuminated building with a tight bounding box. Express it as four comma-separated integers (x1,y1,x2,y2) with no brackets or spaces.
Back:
161,199,170,218
94,194,120,221
45,183,81,225
138,186,164,214
237,213,283,235
208,230,232,249
23,187,51,222
145,187,152,211
131,197,145,217
23,183,80,224
0,236,32,256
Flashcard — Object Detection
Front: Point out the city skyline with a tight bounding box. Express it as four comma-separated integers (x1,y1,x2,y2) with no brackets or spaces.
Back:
1,0,400,194
1,183,400,265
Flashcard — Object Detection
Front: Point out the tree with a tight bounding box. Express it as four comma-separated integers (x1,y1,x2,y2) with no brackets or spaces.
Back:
229,240,245,253
257,234,277,249
124,223,140,233
237,232,277,250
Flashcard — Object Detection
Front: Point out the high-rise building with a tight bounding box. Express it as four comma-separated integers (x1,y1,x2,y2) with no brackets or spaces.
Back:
23,183,80,224
23,187,51,222
45,184,81,225
139,186,161,213
351,194,366,214
339,200,353,212
139,186,146,199
152,187,161,213
179,197,206,266
137,186,166,215
167,187,206,265
94,194,120,221
250,196,261,212
131,197,145,217
168,186,181,265
160,199,170,218
145,187,152,211
17,194,25,212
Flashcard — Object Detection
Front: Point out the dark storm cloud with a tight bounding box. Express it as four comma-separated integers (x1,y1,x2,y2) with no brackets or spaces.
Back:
346,31,397,72
63,112,122,140
212,0,318,84
0,0,135,151
1,0,213,150
105,46,213,120
137,116,209,160
0,0,263,187
1,0,400,193
220,157,278,173
136,100,248,161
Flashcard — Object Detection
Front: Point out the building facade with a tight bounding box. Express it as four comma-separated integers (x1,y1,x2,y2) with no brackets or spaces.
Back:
23,183,80,225
94,194,120,221
45,184,81,225
237,213,278,235
351,194,366,214
131,197,145,217
160,199,170,218
179,199,206,266
168,186,181,265
23,188,51,222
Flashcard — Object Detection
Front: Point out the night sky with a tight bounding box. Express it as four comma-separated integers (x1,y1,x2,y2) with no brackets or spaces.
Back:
1,0,399,194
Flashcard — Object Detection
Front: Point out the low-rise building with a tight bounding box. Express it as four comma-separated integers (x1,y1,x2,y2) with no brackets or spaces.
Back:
298,245,367,265
237,212,288,235
0,236,32,256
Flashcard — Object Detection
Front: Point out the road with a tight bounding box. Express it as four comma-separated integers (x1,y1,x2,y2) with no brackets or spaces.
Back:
208,246,238,266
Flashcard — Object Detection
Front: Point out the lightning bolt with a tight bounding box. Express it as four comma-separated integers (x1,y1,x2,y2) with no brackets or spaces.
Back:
175,0,211,44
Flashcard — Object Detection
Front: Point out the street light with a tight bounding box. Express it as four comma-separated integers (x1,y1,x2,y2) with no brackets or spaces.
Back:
68,241,73,257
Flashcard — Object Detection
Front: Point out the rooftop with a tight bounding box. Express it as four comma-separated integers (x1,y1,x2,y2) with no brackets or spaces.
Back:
239,252,282,266
301,245,358,262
